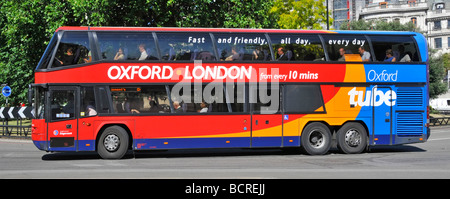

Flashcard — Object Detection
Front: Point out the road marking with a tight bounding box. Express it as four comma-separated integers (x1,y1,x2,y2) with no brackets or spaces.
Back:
428,137,450,141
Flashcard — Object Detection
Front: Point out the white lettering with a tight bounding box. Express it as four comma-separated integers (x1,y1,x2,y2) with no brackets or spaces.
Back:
108,65,174,80
108,65,121,80
107,65,253,81
367,70,398,82
348,87,397,107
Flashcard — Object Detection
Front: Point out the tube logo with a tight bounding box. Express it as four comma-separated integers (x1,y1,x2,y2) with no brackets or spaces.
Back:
348,87,396,107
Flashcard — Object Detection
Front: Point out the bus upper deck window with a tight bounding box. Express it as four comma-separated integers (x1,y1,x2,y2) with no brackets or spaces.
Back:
97,32,158,61
156,33,216,61
369,35,420,62
322,34,371,62
213,33,272,61
269,34,325,61
52,32,91,68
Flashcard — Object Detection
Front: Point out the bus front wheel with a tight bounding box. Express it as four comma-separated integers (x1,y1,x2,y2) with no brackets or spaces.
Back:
97,126,129,159
300,122,332,155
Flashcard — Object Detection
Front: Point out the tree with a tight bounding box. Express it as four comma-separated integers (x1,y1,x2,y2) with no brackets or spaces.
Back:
340,19,418,32
0,0,277,106
429,55,448,99
269,0,332,29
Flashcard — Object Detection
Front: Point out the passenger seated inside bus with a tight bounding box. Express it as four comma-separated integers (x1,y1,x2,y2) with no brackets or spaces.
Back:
173,101,183,113
114,47,125,60
338,48,345,61
198,101,208,113
85,105,97,116
398,45,411,62
225,46,241,61
358,46,371,62
54,47,75,66
384,49,396,62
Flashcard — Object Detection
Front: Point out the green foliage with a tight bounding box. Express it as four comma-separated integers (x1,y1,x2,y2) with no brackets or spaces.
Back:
429,55,448,99
340,19,418,32
0,0,276,106
269,0,332,29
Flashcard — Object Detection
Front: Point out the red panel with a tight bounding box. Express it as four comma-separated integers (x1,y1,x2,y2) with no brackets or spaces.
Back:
35,63,347,84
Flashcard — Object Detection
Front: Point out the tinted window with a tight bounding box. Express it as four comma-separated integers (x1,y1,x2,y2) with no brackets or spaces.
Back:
110,85,170,114
52,32,91,67
80,87,97,117
50,90,75,121
250,83,280,114
170,83,228,113
270,34,325,61
97,32,158,61
370,35,420,62
225,83,247,113
38,33,58,69
214,33,271,61
284,85,324,113
322,34,370,62
157,33,216,61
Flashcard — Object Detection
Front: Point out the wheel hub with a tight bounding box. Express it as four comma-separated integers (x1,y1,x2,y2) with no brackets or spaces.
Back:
345,129,361,147
104,134,120,152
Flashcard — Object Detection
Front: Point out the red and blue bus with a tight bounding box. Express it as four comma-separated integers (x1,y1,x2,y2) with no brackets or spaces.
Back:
30,27,429,159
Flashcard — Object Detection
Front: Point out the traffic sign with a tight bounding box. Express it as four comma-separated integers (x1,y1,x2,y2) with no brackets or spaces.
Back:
0,107,33,119
2,86,11,97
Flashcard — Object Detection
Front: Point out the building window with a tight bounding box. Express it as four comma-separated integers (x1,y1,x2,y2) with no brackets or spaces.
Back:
379,2,388,9
435,38,442,49
411,17,417,26
448,37,450,48
434,21,441,30
408,0,416,7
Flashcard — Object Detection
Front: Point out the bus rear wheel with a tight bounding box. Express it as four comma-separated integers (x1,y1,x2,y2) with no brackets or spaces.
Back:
97,126,129,159
336,123,367,154
300,122,331,155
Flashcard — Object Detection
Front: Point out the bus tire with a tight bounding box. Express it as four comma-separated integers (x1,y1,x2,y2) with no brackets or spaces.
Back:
300,122,331,155
336,123,367,154
97,126,129,159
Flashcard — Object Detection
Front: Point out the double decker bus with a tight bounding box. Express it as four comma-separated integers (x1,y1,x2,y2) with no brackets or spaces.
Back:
30,27,430,159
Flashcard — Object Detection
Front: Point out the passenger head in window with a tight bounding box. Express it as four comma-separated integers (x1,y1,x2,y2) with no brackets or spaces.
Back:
114,47,125,60
173,101,183,113
358,46,370,62
398,45,411,62
384,49,396,62
277,47,288,61
252,47,264,60
198,101,209,113
86,105,97,116
338,48,346,61
55,47,75,66
225,46,240,61
138,44,148,60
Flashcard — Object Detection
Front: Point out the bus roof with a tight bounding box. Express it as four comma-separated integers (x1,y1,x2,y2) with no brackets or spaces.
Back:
55,26,419,36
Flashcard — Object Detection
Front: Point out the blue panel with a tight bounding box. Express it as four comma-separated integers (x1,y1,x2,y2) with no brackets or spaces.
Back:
364,64,427,83
252,137,282,147
134,137,251,150
78,140,96,151
283,136,300,147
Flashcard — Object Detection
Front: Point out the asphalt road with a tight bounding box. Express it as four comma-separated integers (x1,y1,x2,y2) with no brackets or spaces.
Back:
0,126,449,179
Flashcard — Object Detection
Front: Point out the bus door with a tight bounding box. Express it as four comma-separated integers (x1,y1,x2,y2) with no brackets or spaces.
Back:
250,84,283,147
372,86,393,145
47,86,79,151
